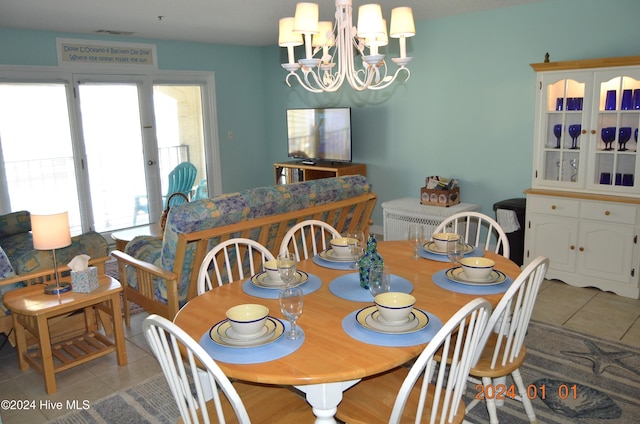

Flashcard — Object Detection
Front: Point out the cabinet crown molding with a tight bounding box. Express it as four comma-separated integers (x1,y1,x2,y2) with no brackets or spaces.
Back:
530,56,640,72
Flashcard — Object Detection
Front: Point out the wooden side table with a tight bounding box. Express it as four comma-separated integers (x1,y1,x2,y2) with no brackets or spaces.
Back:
111,223,162,251
2,276,127,394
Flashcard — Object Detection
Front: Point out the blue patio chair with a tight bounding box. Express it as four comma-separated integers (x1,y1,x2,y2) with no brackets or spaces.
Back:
133,162,197,224
192,179,208,200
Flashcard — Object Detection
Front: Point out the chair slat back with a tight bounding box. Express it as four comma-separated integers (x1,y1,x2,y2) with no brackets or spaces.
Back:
480,256,549,369
166,162,197,207
143,314,251,424
197,238,275,295
434,211,511,258
390,298,492,424
279,219,341,260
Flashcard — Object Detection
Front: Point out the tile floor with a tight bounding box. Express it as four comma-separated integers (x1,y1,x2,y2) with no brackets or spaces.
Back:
0,279,638,423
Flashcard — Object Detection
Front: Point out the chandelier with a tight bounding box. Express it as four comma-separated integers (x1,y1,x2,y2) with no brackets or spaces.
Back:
278,0,416,93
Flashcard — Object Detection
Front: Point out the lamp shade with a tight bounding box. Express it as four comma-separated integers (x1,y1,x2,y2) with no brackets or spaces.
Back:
357,4,385,39
365,18,388,47
31,212,71,250
312,21,335,47
279,17,303,46
293,2,319,34
390,7,416,38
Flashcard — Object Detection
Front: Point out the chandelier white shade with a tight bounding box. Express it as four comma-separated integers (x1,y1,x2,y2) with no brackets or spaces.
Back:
278,0,416,92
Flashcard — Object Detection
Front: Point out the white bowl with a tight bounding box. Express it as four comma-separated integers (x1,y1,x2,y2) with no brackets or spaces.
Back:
432,233,460,252
263,259,282,284
226,304,269,336
431,233,460,252
374,292,416,323
460,257,495,280
330,237,352,258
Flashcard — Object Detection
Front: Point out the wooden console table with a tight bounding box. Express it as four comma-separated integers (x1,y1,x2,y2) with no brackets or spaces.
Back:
274,161,366,184
2,276,127,394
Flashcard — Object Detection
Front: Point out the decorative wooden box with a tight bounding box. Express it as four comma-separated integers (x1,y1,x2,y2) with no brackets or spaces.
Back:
420,187,460,207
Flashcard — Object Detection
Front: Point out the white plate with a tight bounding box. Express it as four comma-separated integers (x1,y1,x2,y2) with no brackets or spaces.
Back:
355,305,429,334
445,267,507,286
423,241,474,255
319,249,355,263
210,317,284,348
250,270,308,289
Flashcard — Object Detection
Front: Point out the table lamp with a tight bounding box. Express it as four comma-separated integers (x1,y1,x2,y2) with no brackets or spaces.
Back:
31,212,72,295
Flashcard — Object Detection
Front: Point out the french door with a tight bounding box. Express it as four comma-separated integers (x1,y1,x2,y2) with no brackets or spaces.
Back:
0,69,220,236
75,77,157,233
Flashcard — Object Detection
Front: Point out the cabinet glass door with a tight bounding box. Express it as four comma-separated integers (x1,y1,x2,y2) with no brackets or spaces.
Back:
590,74,640,192
541,77,587,186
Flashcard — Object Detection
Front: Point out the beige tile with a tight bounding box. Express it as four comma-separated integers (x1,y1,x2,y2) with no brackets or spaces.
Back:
37,375,116,420
0,406,48,424
564,309,630,341
532,280,597,325
579,292,640,323
96,355,162,391
559,283,639,341
620,317,640,347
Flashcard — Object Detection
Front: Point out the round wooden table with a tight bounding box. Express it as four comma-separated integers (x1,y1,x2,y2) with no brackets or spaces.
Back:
174,241,521,423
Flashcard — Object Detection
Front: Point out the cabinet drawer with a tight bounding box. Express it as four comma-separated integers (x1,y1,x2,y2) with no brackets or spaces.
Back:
580,201,637,225
528,196,579,217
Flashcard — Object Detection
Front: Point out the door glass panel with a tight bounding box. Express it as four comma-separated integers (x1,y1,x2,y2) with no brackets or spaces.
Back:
543,79,585,184
0,83,83,234
78,83,147,231
594,76,640,189
153,85,207,203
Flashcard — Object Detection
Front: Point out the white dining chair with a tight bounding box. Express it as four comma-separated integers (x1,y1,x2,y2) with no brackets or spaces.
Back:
279,219,341,260
335,298,493,424
466,256,549,423
142,314,312,424
433,211,511,258
197,238,275,295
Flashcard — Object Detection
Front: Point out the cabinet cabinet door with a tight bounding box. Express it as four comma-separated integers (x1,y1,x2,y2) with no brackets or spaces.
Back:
576,222,636,284
527,215,578,273
535,71,591,189
587,69,640,194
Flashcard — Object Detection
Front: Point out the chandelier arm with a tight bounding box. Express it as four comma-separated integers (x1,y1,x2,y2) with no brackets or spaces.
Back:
367,66,411,90
286,71,324,93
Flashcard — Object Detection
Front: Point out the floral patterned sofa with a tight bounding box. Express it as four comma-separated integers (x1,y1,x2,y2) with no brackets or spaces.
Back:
111,175,376,323
0,211,110,337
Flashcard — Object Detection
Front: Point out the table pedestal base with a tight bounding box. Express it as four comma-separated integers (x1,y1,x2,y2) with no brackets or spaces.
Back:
296,379,360,424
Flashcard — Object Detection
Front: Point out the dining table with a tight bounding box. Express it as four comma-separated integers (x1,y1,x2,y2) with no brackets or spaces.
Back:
173,240,522,423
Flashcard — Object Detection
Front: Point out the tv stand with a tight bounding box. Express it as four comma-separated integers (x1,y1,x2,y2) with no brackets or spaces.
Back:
274,161,366,184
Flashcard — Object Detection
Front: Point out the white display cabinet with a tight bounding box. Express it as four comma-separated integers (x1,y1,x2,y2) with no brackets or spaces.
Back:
525,56,640,299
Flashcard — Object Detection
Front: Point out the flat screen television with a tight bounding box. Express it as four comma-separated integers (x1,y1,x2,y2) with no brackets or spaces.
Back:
286,107,352,163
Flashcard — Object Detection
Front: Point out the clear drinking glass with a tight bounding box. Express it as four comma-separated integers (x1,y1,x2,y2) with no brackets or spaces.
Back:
369,264,391,298
277,252,297,286
407,224,425,259
446,235,465,267
279,286,304,340
347,231,365,268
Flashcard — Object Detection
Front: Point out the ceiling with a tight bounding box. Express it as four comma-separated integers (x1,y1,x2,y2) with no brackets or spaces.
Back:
0,0,542,46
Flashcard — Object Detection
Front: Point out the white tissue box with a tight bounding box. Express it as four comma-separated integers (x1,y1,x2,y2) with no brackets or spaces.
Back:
71,267,99,293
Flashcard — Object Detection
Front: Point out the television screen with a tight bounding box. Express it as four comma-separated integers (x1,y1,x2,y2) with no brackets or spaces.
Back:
287,108,352,163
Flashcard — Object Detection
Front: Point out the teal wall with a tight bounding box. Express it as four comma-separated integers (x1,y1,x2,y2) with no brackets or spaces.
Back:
1,0,639,227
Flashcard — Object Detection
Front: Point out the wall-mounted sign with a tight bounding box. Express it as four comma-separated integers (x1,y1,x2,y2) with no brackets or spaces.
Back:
57,38,157,68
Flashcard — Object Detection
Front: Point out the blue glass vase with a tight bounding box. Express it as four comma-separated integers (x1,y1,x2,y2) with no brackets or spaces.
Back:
358,234,383,289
